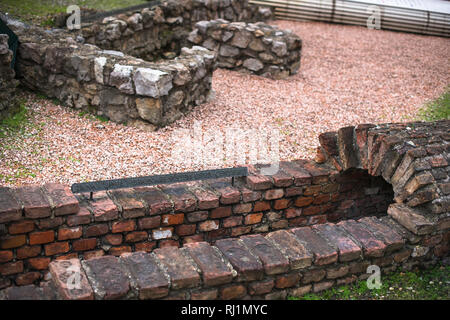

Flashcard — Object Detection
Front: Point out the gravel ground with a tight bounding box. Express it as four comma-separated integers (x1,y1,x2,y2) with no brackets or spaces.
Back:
1,20,449,187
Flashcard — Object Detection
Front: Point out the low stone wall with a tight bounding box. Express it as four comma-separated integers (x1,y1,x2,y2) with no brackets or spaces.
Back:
80,0,272,61
0,34,19,120
0,120,448,297
188,20,302,78
11,21,215,128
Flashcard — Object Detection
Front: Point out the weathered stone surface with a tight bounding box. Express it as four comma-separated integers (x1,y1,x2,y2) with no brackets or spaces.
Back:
0,187,22,223
185,242,233,286
82,256,130,299
135,98,162,124
312,224,362,262
49,259,93,300
154,246,200,289
43,183,79,216
120,251,169,299
387,204,434,235
215,238,264,281
359,216,405,251
15,186,51,219
266,230,313,269
241,234,289,275
338,220,386,258
291,227,338,265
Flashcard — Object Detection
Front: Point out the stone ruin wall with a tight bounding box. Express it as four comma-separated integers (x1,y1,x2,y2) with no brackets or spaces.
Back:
0,34,19,121
0,120,448,299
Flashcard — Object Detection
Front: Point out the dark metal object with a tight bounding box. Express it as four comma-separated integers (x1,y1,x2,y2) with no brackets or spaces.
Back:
0,17,18,69
71,167,248,194
82,0,162,23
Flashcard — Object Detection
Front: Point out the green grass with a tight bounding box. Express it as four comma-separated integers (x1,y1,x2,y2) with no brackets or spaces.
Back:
0,102,29,138
0,0,148,26
288,264,450,300
418,89,450,121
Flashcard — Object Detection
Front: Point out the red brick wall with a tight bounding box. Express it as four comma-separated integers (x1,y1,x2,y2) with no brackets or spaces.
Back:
0,160,393,288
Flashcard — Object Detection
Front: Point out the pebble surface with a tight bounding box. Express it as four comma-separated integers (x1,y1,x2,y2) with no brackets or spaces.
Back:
1,20,449,187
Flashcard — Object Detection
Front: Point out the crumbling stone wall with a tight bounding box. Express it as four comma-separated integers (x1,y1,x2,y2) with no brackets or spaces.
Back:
187,19,302,78
0,34,19,120
80,0,273,61
10,21,215,128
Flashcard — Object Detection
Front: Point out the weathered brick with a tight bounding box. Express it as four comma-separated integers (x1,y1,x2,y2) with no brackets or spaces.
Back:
45,241,69,256
0,261,23,275
275,272,301,289
185,242,233,286
280,161,312,186
312,224,362,262
27,257,50,270
0,234,27,249
223,216,242,228
210,206,231,219
112,220,136,233
386,204,433,236
198,220,219,232
186,210,209,222
220,284,246,299
29,230,54,245
264,189,284,200
125,231,148,243
49,259,94,300
0,250,13,263
58,227,82,240
82,256,130,299
245,213,263,225
176,224,196,236
9,220,35,235
135,241,157,252
67,207,91,226
273,198,290,210
160,185,197,212
17,245,41,259
90,196,119,222
191,289,218,300
161,213,184,226
0,187,22,223
233,203,252,214
211,183,240,205
135,187,172,215
271,170,294,187
271,219,289,229
241,234,289,275
294,196,314,207
103,234,123,245
15,272,41,286
85,223,109,237
326,265,349,279
359,215,405,251
338,220,386,258
109,189,145,218
15,186,51,219
120,252,169,299
154,246,200,289
138,216,160,230
231,226,252,237
215,238,263,281
83,250,104,260
291,227,338,265
43,183,79,216
72,238,97,251
159,239,179,248
246,175,272,190
313,280,334,293
38,217,64,230
152,227,173,240
303,185,322,196
302,269,326,284
266,230,312,269
108,246,131,256
308,214,327,225
189,187,219,210
241,188,261,202
248,280,274,295
253,201,270,212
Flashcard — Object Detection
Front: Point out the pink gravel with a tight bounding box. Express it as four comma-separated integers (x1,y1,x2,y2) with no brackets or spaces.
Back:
1,20,449,187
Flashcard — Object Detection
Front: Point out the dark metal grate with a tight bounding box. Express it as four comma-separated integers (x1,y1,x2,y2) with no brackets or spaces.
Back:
71,167,249,195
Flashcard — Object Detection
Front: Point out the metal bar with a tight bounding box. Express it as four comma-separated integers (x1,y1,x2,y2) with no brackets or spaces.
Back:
71,167,248,194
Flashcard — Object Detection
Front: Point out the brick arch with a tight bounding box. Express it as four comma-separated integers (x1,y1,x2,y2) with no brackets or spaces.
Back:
316,120,450,234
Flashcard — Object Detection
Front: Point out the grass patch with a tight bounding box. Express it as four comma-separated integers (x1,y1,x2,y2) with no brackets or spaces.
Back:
288,264,450,300
0,102,29,138
0,0,147,26
418,89,450,121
